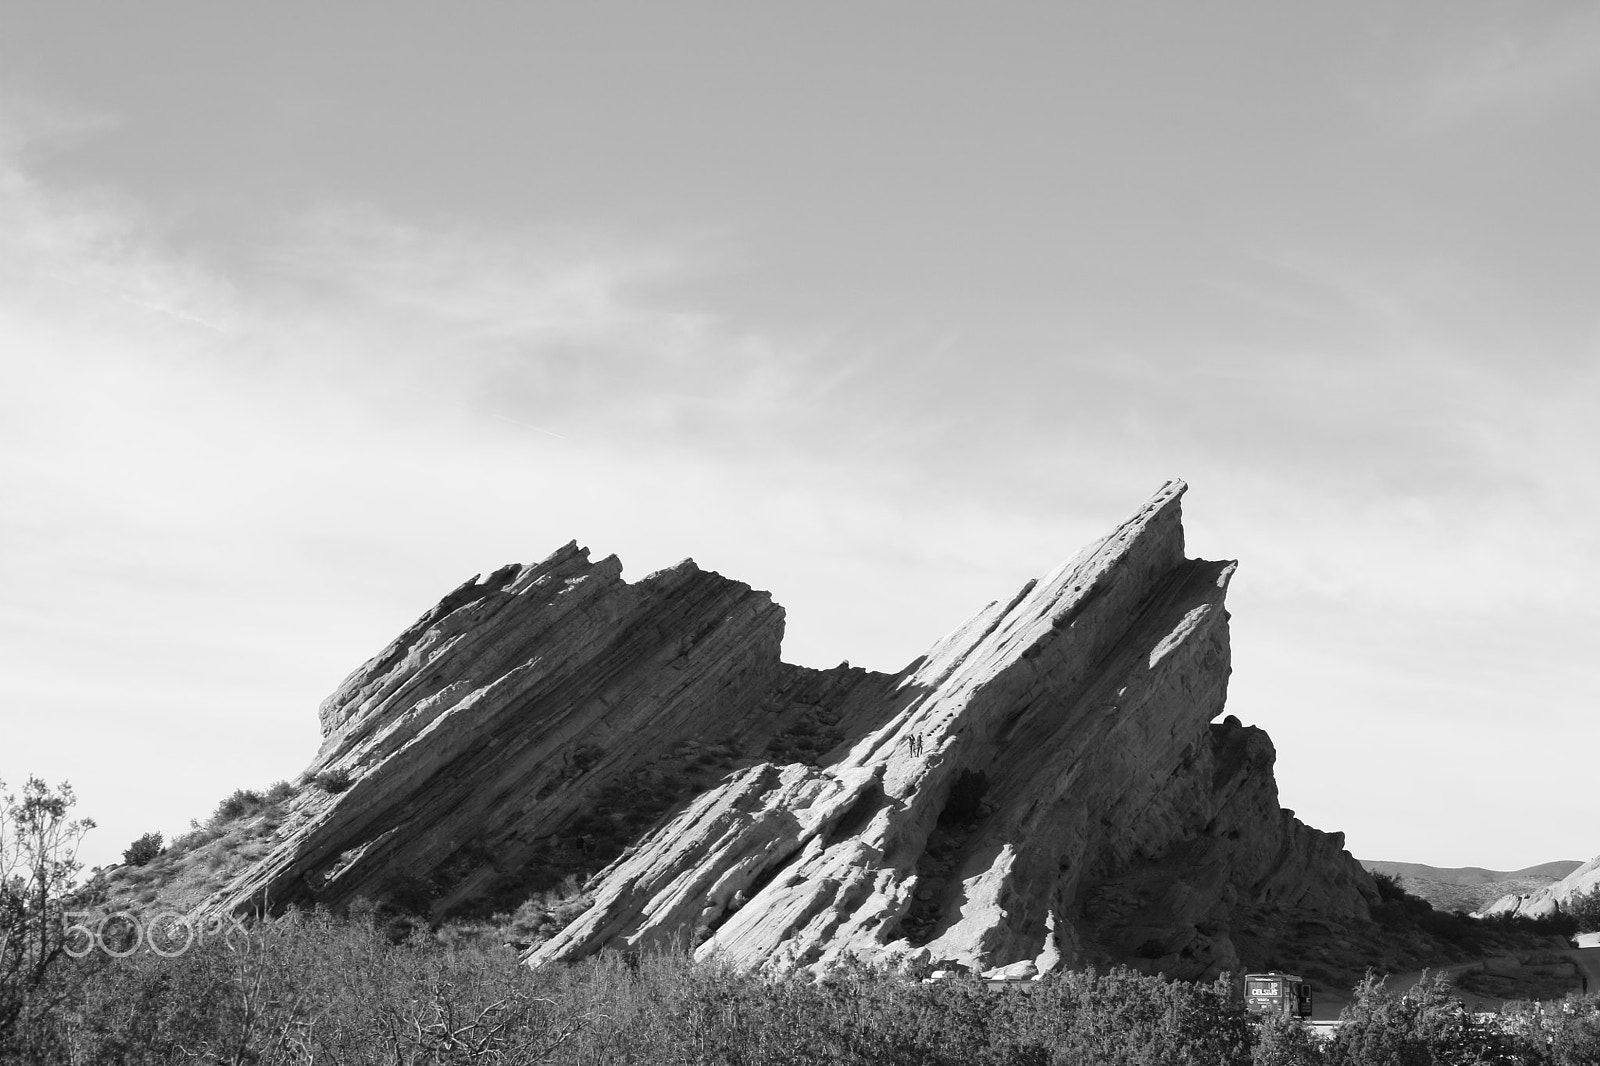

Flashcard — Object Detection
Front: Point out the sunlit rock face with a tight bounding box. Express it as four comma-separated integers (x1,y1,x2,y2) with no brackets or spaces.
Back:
1483,856,1600,920
206,480,1376,980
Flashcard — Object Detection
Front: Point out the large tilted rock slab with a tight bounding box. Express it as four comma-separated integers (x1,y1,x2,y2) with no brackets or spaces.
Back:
528,481,1376,978
205,480,1377,981
206,544,893,917
1482,854,1600,919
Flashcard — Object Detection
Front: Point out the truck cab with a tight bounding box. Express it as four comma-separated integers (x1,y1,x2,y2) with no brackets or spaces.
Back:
1243,972,1314,1019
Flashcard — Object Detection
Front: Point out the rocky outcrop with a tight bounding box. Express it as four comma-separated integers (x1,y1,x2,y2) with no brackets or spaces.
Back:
204,480,1377,981
525,481,1375,978
1483,855,1600,919
206,544,900,919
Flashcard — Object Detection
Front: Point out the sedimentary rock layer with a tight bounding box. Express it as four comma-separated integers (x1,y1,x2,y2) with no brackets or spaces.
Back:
207,545,893,918
527,481,1375,977
1483,855,1600,919
206,480,1377,980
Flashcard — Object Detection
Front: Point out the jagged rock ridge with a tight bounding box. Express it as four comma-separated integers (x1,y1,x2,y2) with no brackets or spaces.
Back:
206,481,1377,980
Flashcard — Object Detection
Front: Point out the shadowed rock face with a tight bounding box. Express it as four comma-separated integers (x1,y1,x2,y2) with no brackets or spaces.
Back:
205,480,1376,980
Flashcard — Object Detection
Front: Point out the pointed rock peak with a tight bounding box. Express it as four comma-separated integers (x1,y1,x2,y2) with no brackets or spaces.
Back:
643,557,701,581
532,539,591,571
1151,477,1188,505
1059,477,1188,573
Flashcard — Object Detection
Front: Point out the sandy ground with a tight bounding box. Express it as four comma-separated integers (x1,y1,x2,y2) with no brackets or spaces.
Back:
1308,946,1600,1021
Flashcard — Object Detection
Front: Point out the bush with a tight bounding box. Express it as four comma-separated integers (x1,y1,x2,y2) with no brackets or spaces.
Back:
1546,995,1600,1066
1323,970,1481,1066
1482,908,1579,938
168,818,220,853
212,789,264,824
1252,1010,1321,1066
1501,994,1600,1066
11,902,1600,1066
1566,885,1600,934
1,777,95,1052
120,833,163,867
505,876,593,946
8,918,1267,1066
1371,871,1409,904
313,769,352,794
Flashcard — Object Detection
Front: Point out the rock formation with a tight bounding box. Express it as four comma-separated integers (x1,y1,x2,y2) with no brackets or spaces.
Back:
1483,855,1600,920
204,480,1378,980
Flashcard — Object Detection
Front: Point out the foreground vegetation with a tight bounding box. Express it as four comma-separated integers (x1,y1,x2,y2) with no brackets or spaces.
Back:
9,777,1600,1064
0,908,1596,1065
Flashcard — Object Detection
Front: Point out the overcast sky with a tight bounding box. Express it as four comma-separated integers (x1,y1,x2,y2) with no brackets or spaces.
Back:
2,3,1596,876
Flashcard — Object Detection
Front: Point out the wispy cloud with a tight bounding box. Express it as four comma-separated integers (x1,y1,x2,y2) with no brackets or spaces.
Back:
263,204,696,343
1396,7,1600,129
3,64,1597,876
1,115,850,865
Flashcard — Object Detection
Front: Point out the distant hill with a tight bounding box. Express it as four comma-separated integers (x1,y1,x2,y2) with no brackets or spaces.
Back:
1481,855,1600,919
1362,859,1583,914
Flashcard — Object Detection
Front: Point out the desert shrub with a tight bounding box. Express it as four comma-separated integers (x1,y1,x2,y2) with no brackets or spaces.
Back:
1551,1009,1600,1066
169,781,300,848
1016,967,1253,1066
33,915,1600,1066
504,876,593,946
1501,993,1600,1066
1481,909,1580,938
1565,885,1600,934
212,788,265,824
14,912,614,1065
177,779,297,857
1371,871,1409,904
0,778,95,1056
313,768,352,793
9,918,1280,1066
168,817,221,853
1322,970,1477,1066
1252,1009,1322,1066
120,832,163,867
616,956,1056,1066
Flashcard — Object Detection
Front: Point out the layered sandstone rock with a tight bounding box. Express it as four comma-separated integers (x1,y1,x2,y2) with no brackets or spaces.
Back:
205,480,1377,981
527,481,1376,978
206,545,896,918
1483,855,1600,920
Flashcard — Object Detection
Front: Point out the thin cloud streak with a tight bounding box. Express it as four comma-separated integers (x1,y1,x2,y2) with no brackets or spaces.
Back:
1416,7,1600,125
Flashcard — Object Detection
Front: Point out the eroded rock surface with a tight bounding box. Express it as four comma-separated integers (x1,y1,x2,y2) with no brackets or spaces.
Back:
205,480,1377,980
1483,855,1600,919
